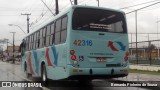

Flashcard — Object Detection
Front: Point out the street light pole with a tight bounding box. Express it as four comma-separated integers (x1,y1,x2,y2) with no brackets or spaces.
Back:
10,32,16,64
21,13,31,33
8,24,26,34
135,10,138,64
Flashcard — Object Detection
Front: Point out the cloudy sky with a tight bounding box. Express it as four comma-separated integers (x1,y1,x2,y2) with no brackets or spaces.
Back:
0,0,160,49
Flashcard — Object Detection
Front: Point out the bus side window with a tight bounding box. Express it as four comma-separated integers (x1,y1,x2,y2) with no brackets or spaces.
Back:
31,34,34,50
39,29,43,48
61,16,68,43
36,31,40,48
42,27,46,47
50,22,55,45
55,19,61,44
29,35,32,50
46,25,51,46
33,33,37,49
28,36,30,50
25,37,28,51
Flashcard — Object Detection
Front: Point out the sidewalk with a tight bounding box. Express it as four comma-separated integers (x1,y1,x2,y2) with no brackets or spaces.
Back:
130,64,160,72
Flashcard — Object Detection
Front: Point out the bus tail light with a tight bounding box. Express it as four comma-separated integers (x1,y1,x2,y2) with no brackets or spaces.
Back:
125,52,129,56
124,56,128,61
124,51,129,61
70,50,75,55
71,55,76,60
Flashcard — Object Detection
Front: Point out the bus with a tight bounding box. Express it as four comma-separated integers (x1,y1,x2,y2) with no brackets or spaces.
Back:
20,5,129,83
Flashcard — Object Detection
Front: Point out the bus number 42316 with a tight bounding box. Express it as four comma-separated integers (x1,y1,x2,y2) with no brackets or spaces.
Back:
73,40,92,46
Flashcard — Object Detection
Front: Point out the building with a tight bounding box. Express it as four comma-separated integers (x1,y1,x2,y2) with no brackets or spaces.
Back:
5,46,20,57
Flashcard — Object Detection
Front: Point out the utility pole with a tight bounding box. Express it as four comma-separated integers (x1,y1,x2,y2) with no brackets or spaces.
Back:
74,0,77,5
10,32,16,64
55,0,59,15
135,10,138,64
21,13,31,33
157,18,160,59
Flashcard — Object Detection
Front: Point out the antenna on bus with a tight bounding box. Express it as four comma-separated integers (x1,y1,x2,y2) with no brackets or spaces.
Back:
55,0,59,15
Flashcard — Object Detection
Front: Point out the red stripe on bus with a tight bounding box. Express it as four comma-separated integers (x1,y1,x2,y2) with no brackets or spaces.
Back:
28,52,34,74
46,48,53,66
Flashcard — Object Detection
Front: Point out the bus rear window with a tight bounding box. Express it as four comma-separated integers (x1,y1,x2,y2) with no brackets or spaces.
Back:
72,8,127,33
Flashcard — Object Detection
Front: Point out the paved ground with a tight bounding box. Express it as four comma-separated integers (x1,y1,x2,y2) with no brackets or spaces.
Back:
115,73,160,81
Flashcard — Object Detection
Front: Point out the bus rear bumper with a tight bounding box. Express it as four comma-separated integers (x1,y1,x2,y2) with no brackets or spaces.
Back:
67,65,129,79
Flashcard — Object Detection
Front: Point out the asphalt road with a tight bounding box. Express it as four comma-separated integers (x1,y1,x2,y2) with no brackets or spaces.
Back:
0,60,158,90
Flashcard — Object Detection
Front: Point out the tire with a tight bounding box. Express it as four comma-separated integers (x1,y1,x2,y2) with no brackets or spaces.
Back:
41,64,47,86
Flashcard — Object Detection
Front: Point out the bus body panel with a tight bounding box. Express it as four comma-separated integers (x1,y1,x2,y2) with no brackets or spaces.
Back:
22,44,68,80
69,31,128,68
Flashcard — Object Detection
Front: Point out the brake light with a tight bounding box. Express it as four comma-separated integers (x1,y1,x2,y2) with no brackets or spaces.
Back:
125,52,129,56
71,55,76,60
124,51,129,61
70,50,75,55
124,56,128,61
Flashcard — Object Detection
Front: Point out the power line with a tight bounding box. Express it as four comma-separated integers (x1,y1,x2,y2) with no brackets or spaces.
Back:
41,0,55,16
120,0,159,9
30,0,55,27
70,0,73,5
126,1,160,14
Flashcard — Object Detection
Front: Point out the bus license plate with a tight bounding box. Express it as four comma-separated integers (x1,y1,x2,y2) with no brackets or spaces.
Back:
96,58,106,62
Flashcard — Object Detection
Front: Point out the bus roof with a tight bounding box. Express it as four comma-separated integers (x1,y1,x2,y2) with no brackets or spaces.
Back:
23,5,125,39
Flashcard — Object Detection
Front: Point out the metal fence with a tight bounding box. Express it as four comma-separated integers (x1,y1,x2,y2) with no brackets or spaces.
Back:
129,33,160,65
